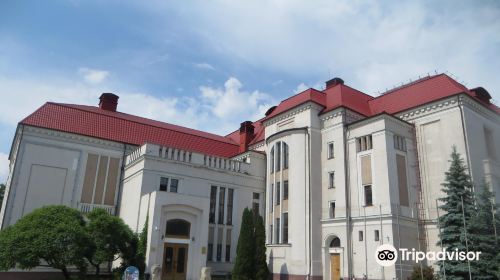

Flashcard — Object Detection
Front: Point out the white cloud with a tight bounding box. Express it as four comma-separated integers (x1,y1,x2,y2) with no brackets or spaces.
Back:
293,83,308,94
200,77,274,129
0,152,8,183
194,63,216,71
78,67,110,84
142,0,500,101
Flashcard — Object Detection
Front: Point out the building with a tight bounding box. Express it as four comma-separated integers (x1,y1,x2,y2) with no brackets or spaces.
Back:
0,73,499,280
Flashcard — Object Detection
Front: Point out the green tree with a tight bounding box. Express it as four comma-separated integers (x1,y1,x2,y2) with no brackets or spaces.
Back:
409,265,437,280
233,208,255,279
114,217,147,278
0,183,5,206
85,208,135,276
468,182,499,279
437,147,476,279
0,205,89,279
254,215,269,280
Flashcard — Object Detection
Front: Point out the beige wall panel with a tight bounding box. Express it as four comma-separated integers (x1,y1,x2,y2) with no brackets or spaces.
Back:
81,154,98,203
396,154,409,206
104,157,120,205
361,155,372,185
93,156,108,204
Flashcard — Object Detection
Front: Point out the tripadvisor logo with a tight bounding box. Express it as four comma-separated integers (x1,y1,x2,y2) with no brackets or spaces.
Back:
375,244,481,267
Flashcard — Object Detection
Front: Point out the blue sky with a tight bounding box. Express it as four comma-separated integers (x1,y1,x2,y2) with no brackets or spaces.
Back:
0,0,499,182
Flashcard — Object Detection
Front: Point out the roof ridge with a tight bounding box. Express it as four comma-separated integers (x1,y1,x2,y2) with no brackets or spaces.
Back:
370,74,444,100
48,102,238,146
278,88,325,104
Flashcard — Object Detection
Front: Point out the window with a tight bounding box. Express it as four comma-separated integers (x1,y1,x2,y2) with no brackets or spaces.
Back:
394,135,407,152
218,187,225,224
226,229,232,262
364,185,373,206
252,202,260,216
282,213,288,243
269,225,273,244
375,230,380,242
330,237,340,247
207,244,213,261
276,218,280,243
328,142,334,159
216,244,222,261
170,179,179,193
209,186,217,224
329,172,335,189
283,180,289,200
359,231,363,241
276,142,281,171
276,182,281,205
270,184,274,212
329,202,336,218
270,147,275,173
357,135,373,152
166,219,190,238
253,193,260,199
283,143,289,169
160,177,169,191
485,127,497,159
226,189,234,225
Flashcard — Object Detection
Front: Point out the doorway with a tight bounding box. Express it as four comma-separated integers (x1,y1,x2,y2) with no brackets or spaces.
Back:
162,243,189,280
330,253,340,280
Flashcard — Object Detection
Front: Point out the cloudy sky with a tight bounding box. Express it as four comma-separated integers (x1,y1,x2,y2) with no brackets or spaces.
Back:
0,0,499,182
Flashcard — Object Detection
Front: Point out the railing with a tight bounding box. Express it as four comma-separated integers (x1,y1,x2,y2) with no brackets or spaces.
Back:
79,202,115,215
126,143,249,174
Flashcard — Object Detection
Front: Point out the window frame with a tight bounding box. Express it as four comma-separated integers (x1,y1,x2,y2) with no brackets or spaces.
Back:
328,172,335,189
327,142,334,159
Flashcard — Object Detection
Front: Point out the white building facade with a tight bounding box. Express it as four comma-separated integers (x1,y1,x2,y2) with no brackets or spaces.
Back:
0,74,499,280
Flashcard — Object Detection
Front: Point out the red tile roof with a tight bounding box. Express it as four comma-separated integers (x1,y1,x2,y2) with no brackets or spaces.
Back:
21,103,240,157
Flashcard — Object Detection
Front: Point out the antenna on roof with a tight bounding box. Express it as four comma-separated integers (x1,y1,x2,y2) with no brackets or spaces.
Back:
434,70,438,75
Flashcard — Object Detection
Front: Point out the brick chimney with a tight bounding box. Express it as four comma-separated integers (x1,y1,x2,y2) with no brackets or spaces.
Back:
325,77,344,89
239,121,255,153
99,93,119,112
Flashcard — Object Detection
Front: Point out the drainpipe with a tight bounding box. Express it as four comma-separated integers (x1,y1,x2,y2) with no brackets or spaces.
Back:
343,115,352,279
306,128,313,279
115,143,128,216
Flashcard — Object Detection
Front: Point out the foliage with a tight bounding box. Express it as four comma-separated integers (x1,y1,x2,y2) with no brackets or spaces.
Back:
0,183,5,206
232,208,255,279
0,205,90,279
254,215,269,280
114,216,147,278
138,215,148,261
85,208,135,276
409,265,437,280
436,147,476,279
468,182,500,279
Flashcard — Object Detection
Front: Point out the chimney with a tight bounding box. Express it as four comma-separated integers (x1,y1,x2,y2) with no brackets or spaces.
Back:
99,93,119,112
239,121,255,153
325,77,344,89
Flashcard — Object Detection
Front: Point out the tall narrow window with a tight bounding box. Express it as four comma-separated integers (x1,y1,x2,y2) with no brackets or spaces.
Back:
328,142,334,159
269,225,273,244
329,202,336,218
208,227,214,261
374,230,380,241
276,218,280,244
226,188,234,225
484,127,497,159
364,185,373,206
357,135,373,152
270,147,275,173
329,172,335,189
283,180,289,200
225,229,232,262
209,186,217,224
359,231,363,241
276,182,281,205
160,177,169,191
170,179,179,193
270,184,274,212
216,228,223,261
283,143,289,169
276,142,281,171
253,202,260,216
218,187,225,224
282,213,288,244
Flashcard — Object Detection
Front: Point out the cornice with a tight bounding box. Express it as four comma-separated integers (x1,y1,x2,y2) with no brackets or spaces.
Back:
398,96,459,121
263,102,322,127
23,126,126,150
459,95,500,123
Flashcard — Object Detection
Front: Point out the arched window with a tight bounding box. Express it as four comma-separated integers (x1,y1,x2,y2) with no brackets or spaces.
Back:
165,219,190,238
330,237,341,248
270,147,274,173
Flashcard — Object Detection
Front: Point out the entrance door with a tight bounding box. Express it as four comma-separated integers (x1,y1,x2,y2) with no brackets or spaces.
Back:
163,243,189,280
330,253,340,280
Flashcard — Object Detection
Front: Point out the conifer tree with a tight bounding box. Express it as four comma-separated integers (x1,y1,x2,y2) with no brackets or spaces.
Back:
232,208,255,279
254,215,269,280
468,181,499,279
437,147,476,279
